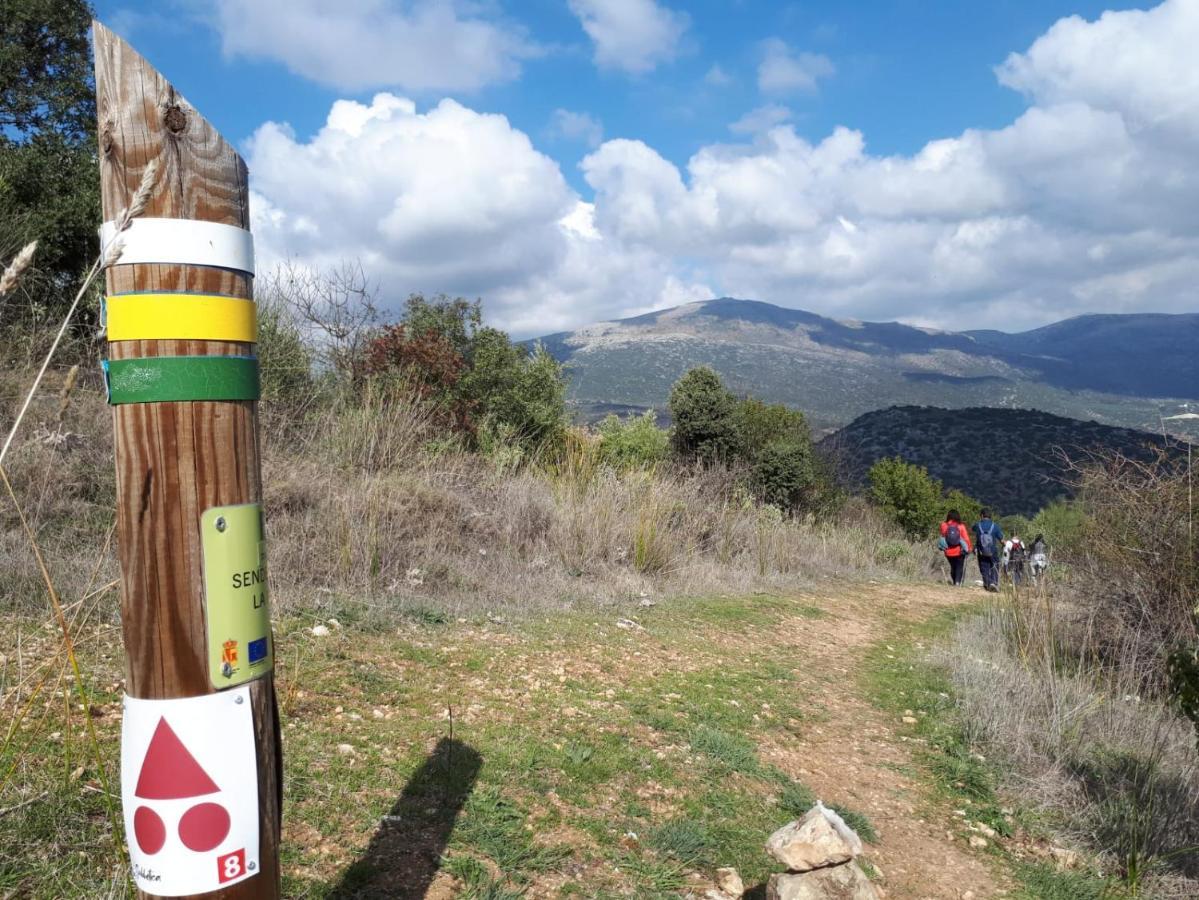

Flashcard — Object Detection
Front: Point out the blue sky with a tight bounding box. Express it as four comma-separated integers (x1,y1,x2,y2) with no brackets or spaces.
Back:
92,1,1196,337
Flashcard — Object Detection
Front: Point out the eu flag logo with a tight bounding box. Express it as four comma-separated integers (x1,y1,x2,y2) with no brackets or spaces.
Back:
248,637,268,665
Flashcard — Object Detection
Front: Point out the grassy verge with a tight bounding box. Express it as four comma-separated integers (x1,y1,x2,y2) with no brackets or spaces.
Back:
860,606,1124,900
2,592,876,898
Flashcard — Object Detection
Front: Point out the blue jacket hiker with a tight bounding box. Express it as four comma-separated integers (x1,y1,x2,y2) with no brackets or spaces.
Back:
973,510,1003,592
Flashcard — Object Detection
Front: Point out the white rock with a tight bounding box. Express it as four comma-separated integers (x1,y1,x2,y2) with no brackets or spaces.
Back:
968,835,988,849
766,803,862,872
766,862,879,899
716,866,745,898
311,624,330,637
337,744,355,756
616,618,643,630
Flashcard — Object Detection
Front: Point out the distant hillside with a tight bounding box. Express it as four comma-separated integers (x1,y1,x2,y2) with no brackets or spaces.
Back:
534,298,1199,436
820,406,1177,516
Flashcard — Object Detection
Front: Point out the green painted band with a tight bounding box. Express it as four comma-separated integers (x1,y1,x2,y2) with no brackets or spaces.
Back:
105,355,260,405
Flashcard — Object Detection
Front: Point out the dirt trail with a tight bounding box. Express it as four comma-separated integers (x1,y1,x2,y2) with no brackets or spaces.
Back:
760,582,1006,900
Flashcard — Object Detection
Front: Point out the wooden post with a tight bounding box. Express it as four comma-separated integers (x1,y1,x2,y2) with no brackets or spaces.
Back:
93,22,281,899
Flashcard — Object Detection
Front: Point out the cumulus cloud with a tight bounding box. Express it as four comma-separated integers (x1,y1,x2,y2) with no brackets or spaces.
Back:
212,0,536,92
247,94,699,334
549,108,604,148
757,38,834,95
568,0,689,74
248,1,1199,335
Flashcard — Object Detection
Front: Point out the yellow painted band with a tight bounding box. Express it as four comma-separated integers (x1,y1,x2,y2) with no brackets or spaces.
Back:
107,293,257,342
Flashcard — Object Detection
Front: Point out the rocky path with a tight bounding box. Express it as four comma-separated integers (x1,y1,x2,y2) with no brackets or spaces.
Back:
760,582,1006,900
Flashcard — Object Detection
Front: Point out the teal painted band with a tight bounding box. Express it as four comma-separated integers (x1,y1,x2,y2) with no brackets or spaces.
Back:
105,355,259,405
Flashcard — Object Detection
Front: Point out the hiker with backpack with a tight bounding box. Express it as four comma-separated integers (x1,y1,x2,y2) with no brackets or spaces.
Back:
973,509,1003,592
939,509,973,586
1030,534,1049,581
1008,535,1027,586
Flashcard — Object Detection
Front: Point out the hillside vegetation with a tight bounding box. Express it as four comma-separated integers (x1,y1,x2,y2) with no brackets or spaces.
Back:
535,298,1199,436
823,405,1179,516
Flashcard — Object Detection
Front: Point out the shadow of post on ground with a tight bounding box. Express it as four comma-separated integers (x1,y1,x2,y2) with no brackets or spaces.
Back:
329,737,483,899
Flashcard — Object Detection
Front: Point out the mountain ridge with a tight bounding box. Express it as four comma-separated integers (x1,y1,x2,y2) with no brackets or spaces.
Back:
533,297,1199,435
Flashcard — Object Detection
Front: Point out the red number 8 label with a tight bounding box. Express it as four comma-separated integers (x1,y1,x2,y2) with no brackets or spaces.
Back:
218,848,246,884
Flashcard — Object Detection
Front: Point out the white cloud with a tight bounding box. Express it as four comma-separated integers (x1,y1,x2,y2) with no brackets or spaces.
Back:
550,109,604,148
568,0,689,74
757,37,834,95
996,0,1199,142
704,64,733,87
729,104,792,134
247,94,698,335
248,1,1199,336
212,0,536,92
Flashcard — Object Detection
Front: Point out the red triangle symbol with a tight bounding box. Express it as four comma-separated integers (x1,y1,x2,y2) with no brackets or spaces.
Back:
135,717,221,800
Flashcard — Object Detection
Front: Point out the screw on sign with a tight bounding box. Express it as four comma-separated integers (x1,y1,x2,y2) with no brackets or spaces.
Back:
120,688,260,895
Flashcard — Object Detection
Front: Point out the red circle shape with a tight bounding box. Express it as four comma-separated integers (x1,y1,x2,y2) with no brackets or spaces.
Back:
133,805,166,855
178,802,231,852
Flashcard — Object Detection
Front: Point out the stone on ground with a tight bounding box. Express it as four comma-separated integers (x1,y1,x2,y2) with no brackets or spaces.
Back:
766,862,879,899
766,803,863,872
716,866,745,898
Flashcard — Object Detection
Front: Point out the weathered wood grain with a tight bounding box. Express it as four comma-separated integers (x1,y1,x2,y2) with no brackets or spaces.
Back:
93,21,281,900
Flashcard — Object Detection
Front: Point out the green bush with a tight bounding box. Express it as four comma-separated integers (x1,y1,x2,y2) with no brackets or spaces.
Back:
943,489,983,528
364,294,569,455
668,367,740,463
1031,499,1087,553
596,411,669,470
257,294,314,405
751,439,818,514
999,514,1032,540
869,457,944,538
735,397,810,457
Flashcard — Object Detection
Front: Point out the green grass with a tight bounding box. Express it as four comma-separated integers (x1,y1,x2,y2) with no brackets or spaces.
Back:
2,589,885,897
861,607,1126,899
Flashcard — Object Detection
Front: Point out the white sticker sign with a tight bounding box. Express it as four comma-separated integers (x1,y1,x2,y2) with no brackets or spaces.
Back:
120,687,260,895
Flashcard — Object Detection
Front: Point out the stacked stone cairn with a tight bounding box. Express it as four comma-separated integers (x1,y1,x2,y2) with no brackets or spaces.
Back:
764,802,879,899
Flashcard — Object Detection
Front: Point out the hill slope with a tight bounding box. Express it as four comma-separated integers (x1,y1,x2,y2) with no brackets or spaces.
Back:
535,299,1199,434
821,405,1176,516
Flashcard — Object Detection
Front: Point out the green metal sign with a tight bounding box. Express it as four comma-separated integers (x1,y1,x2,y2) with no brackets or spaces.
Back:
201,503,273,688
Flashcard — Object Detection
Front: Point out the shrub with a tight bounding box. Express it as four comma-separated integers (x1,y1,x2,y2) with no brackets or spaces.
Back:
735,397,809,457
596,411,669,471
751,439,817,515
943,489,983,528
256,291,315,407
668,367,739,462
1031,499,1088,554
363,294,568,455
868,457,943,539
998,513,1032,540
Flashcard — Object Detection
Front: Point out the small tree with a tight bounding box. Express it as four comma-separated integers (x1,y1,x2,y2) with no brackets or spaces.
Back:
752,439,817,513
597,411,669,470
735,397,810,457
364,294,568,454
668,367,739,462
869,457,943,538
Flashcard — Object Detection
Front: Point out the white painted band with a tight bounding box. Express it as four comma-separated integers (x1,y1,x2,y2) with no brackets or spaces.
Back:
100,217,256,275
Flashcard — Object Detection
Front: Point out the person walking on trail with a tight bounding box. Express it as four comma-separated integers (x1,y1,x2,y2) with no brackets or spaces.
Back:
939,509,973,587
1008,535,1027,586
973,509,1003,592
1030,534,1049,581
